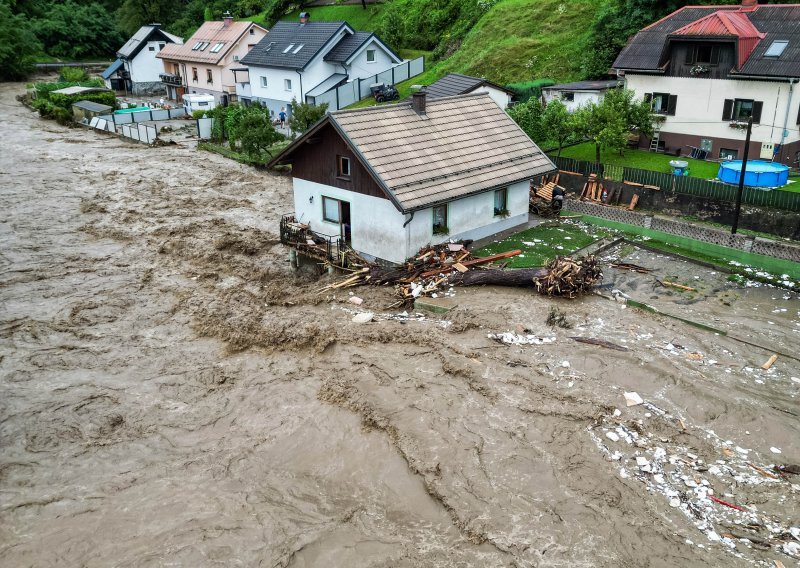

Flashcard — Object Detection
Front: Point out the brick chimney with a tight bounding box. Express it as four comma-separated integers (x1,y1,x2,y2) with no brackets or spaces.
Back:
222,11,233,27
300,12,310,24
412,90,427,115
741,0,757,6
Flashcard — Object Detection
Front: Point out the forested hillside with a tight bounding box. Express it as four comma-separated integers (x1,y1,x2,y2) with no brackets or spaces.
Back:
2,0,792,82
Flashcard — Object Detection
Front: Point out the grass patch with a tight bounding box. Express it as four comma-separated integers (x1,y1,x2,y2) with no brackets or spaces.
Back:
346,65,440,109
558,142,721,179
473,222,610,268
199,140,291,167
246,4,385,30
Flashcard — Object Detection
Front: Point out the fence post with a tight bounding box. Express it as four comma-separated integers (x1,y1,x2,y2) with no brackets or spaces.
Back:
392,66,395,85
335,88,340,111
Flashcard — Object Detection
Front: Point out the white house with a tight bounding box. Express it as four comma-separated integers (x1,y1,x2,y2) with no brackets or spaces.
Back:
102,25,183,95
541,79,623,112
424,73,514,109
614,0,800,164
237,13,402,117
269,92,556,265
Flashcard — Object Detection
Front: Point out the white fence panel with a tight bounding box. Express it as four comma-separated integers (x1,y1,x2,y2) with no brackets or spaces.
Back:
151,109,170,121
114,113,133,124
315,90,338,111
131,110,152,122
409,57,424,77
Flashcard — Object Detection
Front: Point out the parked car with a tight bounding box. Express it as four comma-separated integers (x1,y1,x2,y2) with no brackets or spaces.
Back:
370,82,399,103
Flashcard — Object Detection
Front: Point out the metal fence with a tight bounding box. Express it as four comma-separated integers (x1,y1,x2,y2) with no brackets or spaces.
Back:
549,155,800,212
315,56,425,111
96,107,187,126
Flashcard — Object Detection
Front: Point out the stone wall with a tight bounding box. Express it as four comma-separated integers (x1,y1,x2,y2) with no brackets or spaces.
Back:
563,199,800,264
555,171,800,240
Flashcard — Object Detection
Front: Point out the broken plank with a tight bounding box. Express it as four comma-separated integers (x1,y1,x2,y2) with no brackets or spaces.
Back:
419,250,521,278
453,262,468,273
761,353,778,370
569,336,629,351
661,280,697,292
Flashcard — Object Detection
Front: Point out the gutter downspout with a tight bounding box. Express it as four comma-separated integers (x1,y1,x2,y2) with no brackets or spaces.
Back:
403,211,414,261
780,78,797,162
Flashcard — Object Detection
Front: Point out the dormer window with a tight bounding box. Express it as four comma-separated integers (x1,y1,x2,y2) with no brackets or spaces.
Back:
283,44,295,53
765,40,788,58
685,44,719,65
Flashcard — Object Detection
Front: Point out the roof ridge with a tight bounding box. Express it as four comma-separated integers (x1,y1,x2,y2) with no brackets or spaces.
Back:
330,92,491,118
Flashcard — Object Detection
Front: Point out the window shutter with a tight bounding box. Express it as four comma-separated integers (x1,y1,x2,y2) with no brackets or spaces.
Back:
685,45,694,65
710,46,720,65
722,99,733,120
752,101,763,123
667,94,677,116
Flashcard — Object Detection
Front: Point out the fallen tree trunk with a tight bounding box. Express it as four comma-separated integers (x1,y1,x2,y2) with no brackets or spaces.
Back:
448,268,546,287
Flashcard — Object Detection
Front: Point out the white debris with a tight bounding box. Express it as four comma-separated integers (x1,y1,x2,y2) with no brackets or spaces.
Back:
636,456,650,467
561,361,571,368
770,447,782,454
347,296,363,305
624,392,644,407
487,332,556,345
606,432,620,443
351,312,374,323
670,498,681,508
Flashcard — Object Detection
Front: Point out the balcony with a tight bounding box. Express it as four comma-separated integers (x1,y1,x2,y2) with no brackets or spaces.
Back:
159,73,183,86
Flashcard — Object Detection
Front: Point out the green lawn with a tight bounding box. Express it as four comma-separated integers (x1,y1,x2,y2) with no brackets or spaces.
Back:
558,142,721,179
346,64,439,109
473,223,610,268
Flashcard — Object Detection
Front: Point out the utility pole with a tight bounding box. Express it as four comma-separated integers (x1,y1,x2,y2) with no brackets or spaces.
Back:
731,116,753,235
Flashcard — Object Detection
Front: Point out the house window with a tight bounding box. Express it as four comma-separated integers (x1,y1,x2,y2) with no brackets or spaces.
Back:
685,44,719,65
192,67,198,82
322,196,341,223
293,44,305,54
234,55,240,61
366,49,376,63
249,27,255,35
337,156,351,178
720,148,738,160
159,43,165,50
284,79,292,91
723,98,763,123
210,42,225,53
765,40,788,58
562,92,574,102
647,92,677,116
260,76,268,87
148,46,155,51
192,41,203,50
207,69,213,84
283,44,295,53
432,204,448,234
493,188,508,216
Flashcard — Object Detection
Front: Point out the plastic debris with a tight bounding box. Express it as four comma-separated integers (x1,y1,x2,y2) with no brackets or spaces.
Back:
624,392,644,407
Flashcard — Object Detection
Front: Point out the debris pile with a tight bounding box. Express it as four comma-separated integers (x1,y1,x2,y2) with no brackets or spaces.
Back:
320,242,604,306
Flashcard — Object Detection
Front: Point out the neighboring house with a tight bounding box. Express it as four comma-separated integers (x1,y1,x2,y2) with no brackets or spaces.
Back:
102,25,183,95
423,73,514,109
157,13,267,104
268,92,555,265
613,0,800,164
541,79,623,112
237,13,402,116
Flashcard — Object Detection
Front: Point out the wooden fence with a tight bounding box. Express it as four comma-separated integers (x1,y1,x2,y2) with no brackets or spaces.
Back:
549,155,800,212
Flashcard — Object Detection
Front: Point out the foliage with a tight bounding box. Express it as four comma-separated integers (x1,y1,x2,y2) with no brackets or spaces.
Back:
31,0,124,59
49,90,116,109
31,98,73,124
0,1,42,80
117,0,181,37
192,109,208,119
288,98,328,135
33,79,105,98
541,99,575,157
60,67,89,82
570,89,654,162
506,79,555,104
507,98,547,145
238,110,284,158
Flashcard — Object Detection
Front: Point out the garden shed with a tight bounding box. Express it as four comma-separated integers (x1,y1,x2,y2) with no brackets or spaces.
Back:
72,100,114,123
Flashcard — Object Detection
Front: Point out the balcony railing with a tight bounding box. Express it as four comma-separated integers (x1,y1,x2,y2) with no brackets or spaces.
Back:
159,73,183,86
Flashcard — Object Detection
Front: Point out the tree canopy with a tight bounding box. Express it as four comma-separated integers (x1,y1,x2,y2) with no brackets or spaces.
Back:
0,1,42,80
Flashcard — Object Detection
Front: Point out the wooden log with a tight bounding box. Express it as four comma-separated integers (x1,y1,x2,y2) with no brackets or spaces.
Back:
627,194,639,210
448,268,547,287
762,354,778,370
661,280,697,292
419,250,521,278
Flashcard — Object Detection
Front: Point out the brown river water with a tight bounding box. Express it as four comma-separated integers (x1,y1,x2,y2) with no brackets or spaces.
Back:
1,81,798,567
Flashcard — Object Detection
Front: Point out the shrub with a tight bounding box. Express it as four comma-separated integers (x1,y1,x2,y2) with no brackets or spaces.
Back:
506,79,555,104
49,90,116,109
192,109,207,119
60,67,89,82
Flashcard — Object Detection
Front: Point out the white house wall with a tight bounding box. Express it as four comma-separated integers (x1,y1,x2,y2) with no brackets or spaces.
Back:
346,39,398,80
292,178,530,264
625,74,800,147
469,85,512,109
542,90,604,112
130,40,170,83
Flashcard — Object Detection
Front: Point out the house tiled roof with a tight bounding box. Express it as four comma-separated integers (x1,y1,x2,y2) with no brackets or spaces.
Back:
270,93,555,212
424,73,513,100
614,5,800,78
157,21,259,65
324,31,373,63
544,79,623,92
241,21,350,69
118,25,182,60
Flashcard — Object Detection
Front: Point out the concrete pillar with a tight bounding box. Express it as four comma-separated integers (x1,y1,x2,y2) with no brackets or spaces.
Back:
289,249,298,270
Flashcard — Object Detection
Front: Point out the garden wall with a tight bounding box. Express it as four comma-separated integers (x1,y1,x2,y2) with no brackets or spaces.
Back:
554,171,800,240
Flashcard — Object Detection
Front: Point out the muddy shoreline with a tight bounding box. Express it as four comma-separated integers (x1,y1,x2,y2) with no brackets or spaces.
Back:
1,82,798,567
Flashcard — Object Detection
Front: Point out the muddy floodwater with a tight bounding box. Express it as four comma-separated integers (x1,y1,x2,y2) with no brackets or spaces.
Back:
1,81,799,567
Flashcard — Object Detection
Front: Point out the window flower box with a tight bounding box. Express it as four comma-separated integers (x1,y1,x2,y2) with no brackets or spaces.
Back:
729,121,749,131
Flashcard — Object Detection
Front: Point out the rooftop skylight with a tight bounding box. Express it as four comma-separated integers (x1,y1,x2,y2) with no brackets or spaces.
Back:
210,42,225,53
764,40,788,58
283,44,295,53
292,44,304,54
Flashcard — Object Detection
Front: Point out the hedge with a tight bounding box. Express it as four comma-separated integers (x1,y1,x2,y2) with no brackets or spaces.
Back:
49,90,116,109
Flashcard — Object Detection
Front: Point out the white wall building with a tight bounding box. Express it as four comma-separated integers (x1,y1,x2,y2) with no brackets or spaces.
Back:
541,79,623,112
614,2,800,164
238,15,402,117
102,25,183,95
270,92,555,265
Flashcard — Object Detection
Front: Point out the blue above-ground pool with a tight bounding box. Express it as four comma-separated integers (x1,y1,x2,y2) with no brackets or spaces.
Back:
717,160,789,187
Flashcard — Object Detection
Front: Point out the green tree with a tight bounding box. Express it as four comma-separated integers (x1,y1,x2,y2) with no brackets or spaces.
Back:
0,1,42,80
572,88,653,164
33,1,124,59
239,109,284,159
117,0,180,37
541,99,574,158
288,98,328,136
507,98,546,145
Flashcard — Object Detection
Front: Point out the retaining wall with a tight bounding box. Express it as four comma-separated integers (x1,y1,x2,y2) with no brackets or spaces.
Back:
564,199,800,264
